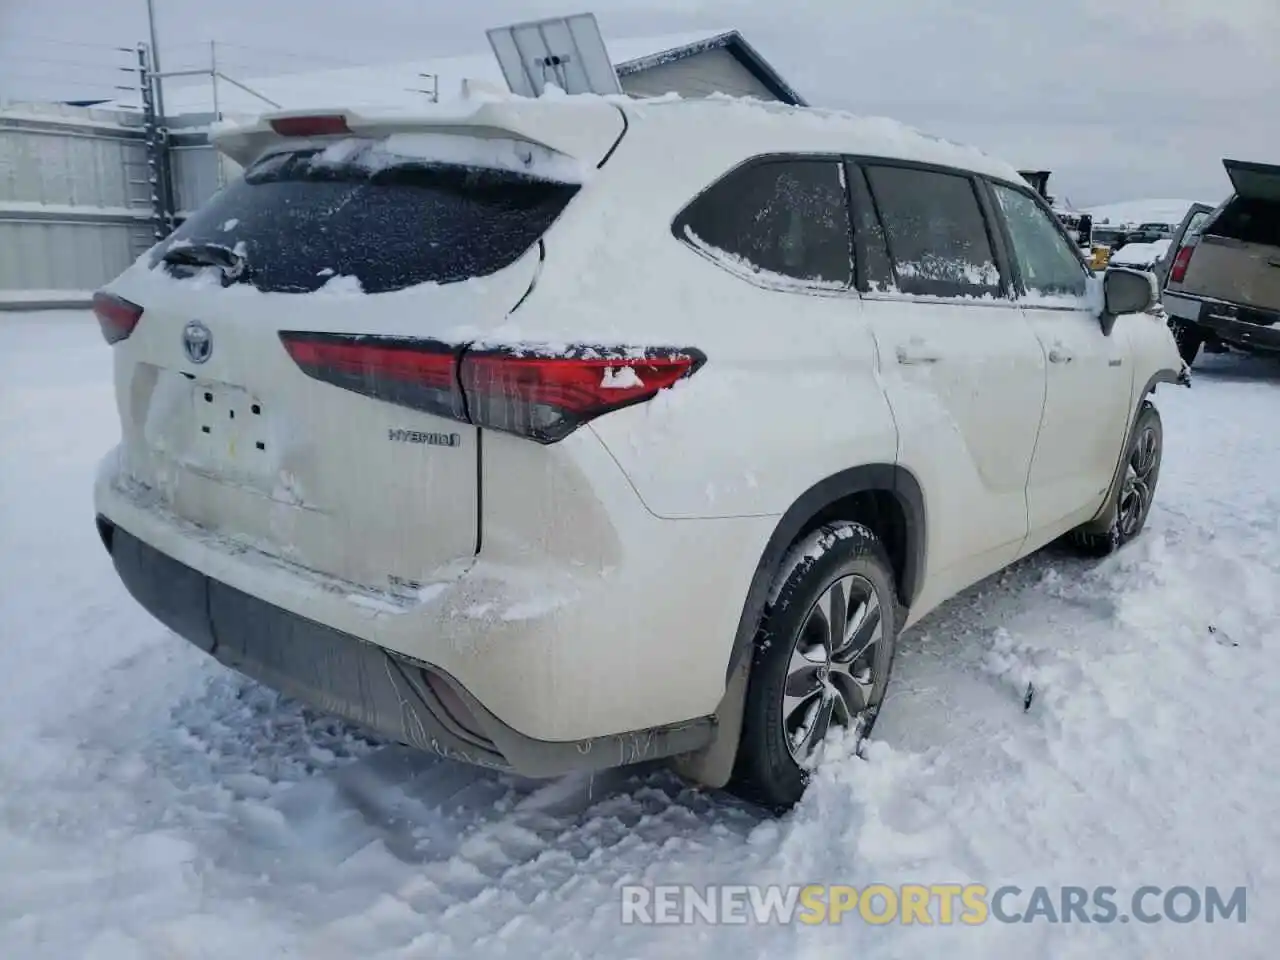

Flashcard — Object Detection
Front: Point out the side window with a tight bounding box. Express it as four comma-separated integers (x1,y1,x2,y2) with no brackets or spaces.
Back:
674,159,853,287
846,162,894,292
863,165,1002,299
991,183,1088,299
1184,210,1211,241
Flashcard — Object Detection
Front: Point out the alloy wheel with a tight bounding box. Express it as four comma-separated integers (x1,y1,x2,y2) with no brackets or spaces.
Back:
1118,423,1160,538
781,574,884,762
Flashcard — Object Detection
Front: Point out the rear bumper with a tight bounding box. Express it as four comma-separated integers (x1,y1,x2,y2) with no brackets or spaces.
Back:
97,515,714,777
1163,292,1280,353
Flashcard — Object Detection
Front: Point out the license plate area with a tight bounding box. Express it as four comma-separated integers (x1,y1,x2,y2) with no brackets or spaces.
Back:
188,379,273,480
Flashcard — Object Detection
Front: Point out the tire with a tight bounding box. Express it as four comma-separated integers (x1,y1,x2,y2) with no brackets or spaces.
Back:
1072,401,1163,557
729,522,899,811
1170,320,1203,367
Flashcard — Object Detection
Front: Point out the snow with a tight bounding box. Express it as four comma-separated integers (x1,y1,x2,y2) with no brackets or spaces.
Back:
602,366,645,390
1085,199,1211,227
315,132,590,184
0,289,94,309
4,311,1280,958
0,200,149,220
1109,239,1173,268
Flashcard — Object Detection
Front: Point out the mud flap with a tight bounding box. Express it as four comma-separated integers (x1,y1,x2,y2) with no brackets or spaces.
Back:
670,653,750,790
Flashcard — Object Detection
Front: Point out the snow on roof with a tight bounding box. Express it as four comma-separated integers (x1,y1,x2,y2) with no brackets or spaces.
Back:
102,29,801,118
623,95,1028,187
1085,198,1212,226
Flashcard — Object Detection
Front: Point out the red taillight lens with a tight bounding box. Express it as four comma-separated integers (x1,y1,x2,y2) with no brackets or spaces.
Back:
279,332,465,420
92,291,143,344
269,114,351,138
1169,245,1195,284
462,348,705,443
278,333,705,443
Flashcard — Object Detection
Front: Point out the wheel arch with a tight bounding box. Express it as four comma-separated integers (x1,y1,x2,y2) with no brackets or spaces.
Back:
1083,368,1178,532
724,463,926,683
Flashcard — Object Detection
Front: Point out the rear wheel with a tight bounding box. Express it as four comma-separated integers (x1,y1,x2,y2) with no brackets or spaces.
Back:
1170,320,1203,367
1072,401,1163,557
729,523,899,811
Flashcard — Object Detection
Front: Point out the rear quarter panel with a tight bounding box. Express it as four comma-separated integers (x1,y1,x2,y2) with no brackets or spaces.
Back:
495,118,899,522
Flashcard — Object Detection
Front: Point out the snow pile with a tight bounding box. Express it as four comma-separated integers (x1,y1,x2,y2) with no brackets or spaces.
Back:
3,312,1280,958
1110,238,1173,269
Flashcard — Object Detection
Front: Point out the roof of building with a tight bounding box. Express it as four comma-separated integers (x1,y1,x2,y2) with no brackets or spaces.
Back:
613,30,806,107
103,29,804,118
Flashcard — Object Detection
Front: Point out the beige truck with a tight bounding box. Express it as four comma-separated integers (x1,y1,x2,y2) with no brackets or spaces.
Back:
1160,159,1280,366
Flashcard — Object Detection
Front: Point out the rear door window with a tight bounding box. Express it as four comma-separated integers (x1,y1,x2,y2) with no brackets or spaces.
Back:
674,158,853,287
151,139,581,294
863,164,1002,299
1206,197,1280,248
991,183,1088,299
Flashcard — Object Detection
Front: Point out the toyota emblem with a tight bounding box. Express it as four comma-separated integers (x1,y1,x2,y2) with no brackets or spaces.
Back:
183,320,212,364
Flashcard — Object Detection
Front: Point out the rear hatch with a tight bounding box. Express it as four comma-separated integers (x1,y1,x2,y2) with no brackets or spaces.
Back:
103,102,624,597
1178,159,1280,312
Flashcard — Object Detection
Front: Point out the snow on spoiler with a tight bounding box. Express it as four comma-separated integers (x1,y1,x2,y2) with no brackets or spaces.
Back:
210,99,628,171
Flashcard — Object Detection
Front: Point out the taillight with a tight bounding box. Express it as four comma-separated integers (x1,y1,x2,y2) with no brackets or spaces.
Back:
279,333,465,420
269,114,351,137
1169,245,1195,284
279,333,706,444
461,348,705,443
92,291,143,344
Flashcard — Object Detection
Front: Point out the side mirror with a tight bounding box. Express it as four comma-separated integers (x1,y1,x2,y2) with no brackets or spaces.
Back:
1099,267,1157,335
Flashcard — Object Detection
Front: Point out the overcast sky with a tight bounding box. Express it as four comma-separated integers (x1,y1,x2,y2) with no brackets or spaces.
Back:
2,0,1277,205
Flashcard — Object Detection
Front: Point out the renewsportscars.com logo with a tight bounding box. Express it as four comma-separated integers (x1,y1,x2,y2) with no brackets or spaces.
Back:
619,884,1247,926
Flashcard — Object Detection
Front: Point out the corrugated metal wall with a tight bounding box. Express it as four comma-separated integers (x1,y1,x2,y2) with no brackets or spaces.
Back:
0,104,157,307
168,114,242,217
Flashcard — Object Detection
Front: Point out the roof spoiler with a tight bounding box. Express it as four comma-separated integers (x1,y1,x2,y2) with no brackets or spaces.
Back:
210,99,627,170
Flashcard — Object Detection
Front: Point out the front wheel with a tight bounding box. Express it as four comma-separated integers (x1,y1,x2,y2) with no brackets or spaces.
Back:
729,523,899,811
1072,401,1163,556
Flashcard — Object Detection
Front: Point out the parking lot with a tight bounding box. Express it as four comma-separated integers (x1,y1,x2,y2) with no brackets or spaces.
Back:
3,309,1279,957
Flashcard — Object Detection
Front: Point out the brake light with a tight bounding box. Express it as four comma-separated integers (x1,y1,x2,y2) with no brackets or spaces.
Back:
278,333,706,443
462,348,705,443
1169,245,1195,284
269,114,351,138
279,333,465,420
92,291,143,344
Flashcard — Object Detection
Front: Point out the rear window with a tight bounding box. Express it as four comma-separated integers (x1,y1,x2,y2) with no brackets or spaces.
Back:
151,138,581,294
1206,196,1280,248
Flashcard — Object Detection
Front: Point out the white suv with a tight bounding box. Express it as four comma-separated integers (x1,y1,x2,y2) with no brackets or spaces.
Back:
92,96,1185,810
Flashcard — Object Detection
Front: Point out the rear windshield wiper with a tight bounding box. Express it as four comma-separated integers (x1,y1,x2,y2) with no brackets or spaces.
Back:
161,242,249,282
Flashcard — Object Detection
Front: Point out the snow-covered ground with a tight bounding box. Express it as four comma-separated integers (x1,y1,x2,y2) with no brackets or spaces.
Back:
1086,199,1210,227
3,310,1280,959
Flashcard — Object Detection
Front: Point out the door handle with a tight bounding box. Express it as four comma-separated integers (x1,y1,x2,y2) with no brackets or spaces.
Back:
1048,349,1073,364
896,345,942,365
